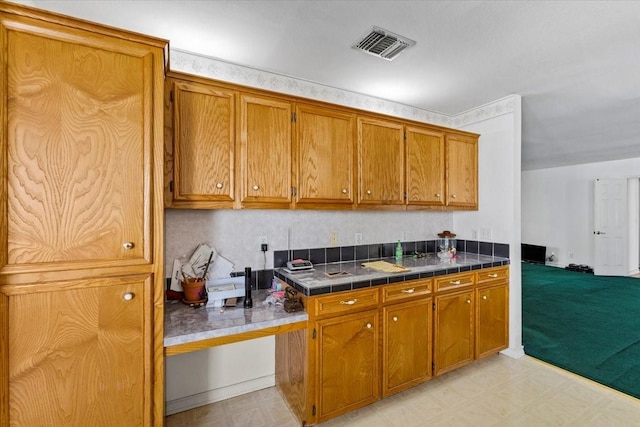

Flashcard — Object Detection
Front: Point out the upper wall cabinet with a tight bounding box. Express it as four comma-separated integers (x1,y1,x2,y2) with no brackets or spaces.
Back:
446,133,478,209
357,117,405,208
405,126,446,208
1,6,165,274
294,104,356,209
165,75,236,209
239,94,293,209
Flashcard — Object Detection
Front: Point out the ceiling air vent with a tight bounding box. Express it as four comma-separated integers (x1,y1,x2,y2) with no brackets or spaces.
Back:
352,26,416,61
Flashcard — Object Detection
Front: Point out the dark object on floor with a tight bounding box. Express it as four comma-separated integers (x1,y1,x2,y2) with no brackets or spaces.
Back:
522,243,546,264
565,263,594,274
522,262,640,400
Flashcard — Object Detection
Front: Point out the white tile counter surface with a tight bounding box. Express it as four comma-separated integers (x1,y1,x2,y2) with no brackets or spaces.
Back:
275,252,510,296
164,289,308,348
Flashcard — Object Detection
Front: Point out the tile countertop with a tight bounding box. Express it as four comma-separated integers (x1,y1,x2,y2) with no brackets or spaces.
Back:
275,252,510,296
164,289,308,350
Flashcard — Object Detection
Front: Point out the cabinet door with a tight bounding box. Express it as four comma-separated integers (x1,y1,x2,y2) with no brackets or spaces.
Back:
357,117,405,207
445,133,478,208
295,104,355,208
316,309,379,422
406,126,445,207
476,283,509,359
239,94,292,208
1,13,163,272
6,276,152,426
383,299,432,397
171,79,235,207
433,290,474,376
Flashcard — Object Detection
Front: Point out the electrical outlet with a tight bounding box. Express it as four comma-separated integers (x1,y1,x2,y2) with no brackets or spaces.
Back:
471,229,479,240
568,251,574,259
330,232,338,246
261,243,268,252
355,233,363,245
480,228,492,240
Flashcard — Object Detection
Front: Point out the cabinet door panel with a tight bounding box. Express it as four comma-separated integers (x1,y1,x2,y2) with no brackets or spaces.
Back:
406,126,445,206
295,104,355,207
7,276,151,426
240,95,292,208
2,17,160,270
445,134,478,208
357,118,404,206
172,80,235,204
434,290,474,376
317,309,379,421
383,299,432,396
476,284,509,359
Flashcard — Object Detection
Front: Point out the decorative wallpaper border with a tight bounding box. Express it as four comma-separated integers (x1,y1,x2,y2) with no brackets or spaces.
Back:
170,49,516,129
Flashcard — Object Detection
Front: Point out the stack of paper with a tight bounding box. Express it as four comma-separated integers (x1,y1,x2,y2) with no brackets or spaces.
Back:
170,243,235,292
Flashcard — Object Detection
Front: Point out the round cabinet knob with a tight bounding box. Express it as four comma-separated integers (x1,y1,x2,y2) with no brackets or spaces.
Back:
466,299,471,304
435,193,441,198
366,190,372,195
252,185,259,191
122,242,135,250
342,188,348,194
216,182,223,189
451,194,457,199
366,323,372,329
392,316,398,322
123,293,134,301
482,295,488,300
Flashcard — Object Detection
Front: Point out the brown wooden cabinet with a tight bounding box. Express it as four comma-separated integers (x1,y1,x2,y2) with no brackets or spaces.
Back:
475,266,509,359
433,289,475,376
294,103,356,209
357,117,405,208
405,126,446,208
381,279,432,397
446,132,478,209
239,93,293,208
166,74,236,208
0,4,166,425
5,276,152,426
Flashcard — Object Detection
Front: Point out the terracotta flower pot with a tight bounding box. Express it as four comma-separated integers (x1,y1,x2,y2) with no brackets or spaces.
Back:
182,278,206,302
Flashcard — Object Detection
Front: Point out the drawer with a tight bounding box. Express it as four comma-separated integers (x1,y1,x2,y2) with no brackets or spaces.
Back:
476,266,509,285
381,279,432,304
434,272,474,293
312,288,379,318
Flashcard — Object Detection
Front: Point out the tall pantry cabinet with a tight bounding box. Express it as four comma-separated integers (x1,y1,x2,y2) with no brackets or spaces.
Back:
0,4,167,426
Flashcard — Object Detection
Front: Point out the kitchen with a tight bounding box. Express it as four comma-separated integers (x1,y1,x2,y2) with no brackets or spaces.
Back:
0,2,522,425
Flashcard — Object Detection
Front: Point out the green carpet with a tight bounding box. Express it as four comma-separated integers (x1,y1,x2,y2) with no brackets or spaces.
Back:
522,262,640,399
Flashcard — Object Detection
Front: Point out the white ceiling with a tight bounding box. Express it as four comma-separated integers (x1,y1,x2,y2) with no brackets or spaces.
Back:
15,0,640,170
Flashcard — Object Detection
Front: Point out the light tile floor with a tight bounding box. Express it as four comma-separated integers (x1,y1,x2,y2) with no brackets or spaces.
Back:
165,355,640,427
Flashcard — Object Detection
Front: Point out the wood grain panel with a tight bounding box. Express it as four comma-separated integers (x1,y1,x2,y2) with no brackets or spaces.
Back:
357,117,404,207
381,278,431,304
406,126,445,206
383,298,432,396
239,94,292,208
433,290,474,376
4,26,150,268
312,287,379,319
445,133,478,208
173,80,235,204
295,104,355,207
476,283,509,359
8,277,150,426
316,309,379,422
275,329,308,423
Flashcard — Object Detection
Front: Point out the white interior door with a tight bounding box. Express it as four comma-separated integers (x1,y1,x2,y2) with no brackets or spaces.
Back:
593,178,628,276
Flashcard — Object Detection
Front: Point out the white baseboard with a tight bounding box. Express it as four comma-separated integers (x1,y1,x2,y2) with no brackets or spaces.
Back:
165,375,275,416
501,345,525,359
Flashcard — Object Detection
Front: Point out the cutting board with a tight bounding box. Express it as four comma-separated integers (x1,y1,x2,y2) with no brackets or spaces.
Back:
361,260,410,273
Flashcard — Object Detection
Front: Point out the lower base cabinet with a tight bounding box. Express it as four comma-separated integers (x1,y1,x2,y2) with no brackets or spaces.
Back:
276,266,509,426
2,276,153,426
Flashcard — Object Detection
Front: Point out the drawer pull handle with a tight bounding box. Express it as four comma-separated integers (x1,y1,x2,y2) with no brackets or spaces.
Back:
366,323,372,329
466,299,471,304
482,295,488,300
392,316,398,322
340,299,358,305
450,280,461,285
401,288,415,294
123,293,134,301
122,242,135,250
488,273,499,278
216,182,223,189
